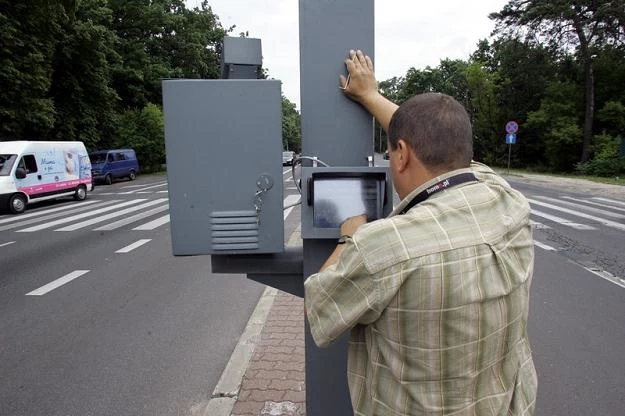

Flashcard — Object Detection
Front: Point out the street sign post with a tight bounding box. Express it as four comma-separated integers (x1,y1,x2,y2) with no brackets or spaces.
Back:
505,122,518,174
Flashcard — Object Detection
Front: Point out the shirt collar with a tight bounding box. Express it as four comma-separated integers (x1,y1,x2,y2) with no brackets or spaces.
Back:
389,167,476,217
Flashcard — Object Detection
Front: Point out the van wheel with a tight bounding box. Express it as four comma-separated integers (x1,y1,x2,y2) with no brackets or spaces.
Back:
74,185,87,201
105,174,113,185
129,170,136,181
9,194,26,214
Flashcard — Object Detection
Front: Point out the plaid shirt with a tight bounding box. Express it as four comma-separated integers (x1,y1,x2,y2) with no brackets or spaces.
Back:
305,162,537,415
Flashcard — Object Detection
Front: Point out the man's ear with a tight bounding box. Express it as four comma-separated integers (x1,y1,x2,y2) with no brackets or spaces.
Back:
396,139,411,172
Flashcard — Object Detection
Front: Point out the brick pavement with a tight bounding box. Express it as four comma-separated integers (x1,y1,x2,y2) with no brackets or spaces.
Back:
230,290,306,416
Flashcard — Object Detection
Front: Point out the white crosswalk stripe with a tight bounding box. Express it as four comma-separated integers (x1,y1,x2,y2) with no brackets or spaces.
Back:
55,199,168,231
133,214,170,230
16,199,147,232
0,200,102,225
528,198,625,231
1,187,622,237
591,197,625,208
533,196,625,219
561,196,625,213
93,204,170,231
530,208,597,230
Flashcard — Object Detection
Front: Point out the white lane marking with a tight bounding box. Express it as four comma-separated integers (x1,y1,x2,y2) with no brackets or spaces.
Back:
133,214,170,230
95,192,116,195
533,196,625,219
283,169,291,175
116,239,152,253
120,181,167,189
119,183,168,194
534,241,557,251
528,198,625,231
583,267,625,289
530,209,597,230
0,241,16,248
562,196,625,213
591,197,625,208
530,220,551,230
0,200,101,225
26,270,90,296
16,199,147,232
93,205,170,231
283,195,301,220
156,190,168,194
55,199,168,231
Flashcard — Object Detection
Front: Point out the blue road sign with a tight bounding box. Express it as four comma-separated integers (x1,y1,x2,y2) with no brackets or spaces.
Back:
506,133,517,144
506,121,519,134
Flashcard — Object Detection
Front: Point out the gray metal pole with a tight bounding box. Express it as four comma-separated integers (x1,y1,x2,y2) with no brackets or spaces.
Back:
299,1,374,415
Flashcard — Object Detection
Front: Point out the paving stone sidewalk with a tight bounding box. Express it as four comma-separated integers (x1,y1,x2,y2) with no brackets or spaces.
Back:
230,290,306,416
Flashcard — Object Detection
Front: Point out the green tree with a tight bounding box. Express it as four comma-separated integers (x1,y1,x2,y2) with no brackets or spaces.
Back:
491,0,625,163
282,96,301,152
525,81,583,171
49,0,120,148
0,1,66,140
465,62,503,165
108,0,226,109
117,103,165,171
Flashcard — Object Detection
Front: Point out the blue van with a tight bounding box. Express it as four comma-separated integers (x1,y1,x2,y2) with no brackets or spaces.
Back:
89,149,140,185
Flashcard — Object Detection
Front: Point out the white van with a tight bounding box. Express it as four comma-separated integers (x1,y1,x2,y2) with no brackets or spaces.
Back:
0,141,93,214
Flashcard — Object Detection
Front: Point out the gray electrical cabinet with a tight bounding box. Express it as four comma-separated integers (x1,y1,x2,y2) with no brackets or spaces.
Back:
163,79,284,255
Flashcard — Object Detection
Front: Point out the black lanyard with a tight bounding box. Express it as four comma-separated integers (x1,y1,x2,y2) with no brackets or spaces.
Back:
398,172,478,215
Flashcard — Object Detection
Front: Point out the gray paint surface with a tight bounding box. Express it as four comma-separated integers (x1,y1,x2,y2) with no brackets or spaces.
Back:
299,1,375,415
163,80,284,255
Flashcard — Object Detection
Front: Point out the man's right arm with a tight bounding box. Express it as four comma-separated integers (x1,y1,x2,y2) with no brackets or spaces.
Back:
340,49,398,132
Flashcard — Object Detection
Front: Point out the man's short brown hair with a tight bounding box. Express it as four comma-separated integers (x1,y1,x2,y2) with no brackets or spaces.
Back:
388,93,473,171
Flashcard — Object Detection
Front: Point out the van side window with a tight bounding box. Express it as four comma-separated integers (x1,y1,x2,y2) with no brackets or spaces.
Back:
107,153,114,163
22,155,38,174
116,152,126,161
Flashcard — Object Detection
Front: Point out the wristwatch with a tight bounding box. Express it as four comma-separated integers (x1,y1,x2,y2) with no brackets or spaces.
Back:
337,235,351,244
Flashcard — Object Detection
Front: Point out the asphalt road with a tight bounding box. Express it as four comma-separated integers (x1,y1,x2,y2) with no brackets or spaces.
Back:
0,176,270,416
1,165,624,415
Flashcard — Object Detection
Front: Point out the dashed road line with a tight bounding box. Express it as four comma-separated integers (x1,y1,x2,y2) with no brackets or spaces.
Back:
116,239,152,253
534,241,557,251
26,270,90,296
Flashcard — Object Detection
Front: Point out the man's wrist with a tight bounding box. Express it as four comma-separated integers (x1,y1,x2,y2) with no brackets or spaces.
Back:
337,235,352,244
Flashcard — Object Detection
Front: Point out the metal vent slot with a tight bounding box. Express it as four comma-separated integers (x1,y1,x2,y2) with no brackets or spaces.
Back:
210,211,259,251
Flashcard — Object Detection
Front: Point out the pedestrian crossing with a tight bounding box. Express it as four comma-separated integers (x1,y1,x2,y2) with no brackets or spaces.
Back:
0,182,623,236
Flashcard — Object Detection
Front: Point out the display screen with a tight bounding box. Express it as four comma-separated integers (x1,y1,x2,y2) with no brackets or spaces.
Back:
313,178,382,228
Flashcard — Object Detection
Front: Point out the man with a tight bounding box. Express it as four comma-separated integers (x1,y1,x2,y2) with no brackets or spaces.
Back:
304,50,537,415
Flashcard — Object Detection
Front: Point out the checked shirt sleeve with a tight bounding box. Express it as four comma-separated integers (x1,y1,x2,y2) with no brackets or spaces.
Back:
304,240,383,348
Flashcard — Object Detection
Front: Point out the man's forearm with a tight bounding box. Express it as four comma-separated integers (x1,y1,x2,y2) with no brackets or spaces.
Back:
360,92,399,132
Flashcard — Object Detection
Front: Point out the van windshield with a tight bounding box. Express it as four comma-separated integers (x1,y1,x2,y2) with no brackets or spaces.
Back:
0,154,17,176
89,152,107,164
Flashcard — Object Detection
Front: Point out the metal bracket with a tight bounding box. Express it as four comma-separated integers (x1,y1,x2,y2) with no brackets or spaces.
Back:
210,247,305,297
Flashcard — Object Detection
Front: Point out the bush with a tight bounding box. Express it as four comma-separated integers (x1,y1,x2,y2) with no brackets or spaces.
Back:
575,157,625,177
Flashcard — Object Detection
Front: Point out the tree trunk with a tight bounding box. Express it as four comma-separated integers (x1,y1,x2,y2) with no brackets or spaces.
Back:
581,58,595,162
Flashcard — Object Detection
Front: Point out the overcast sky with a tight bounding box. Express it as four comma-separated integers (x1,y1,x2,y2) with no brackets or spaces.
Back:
186,0,510,107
